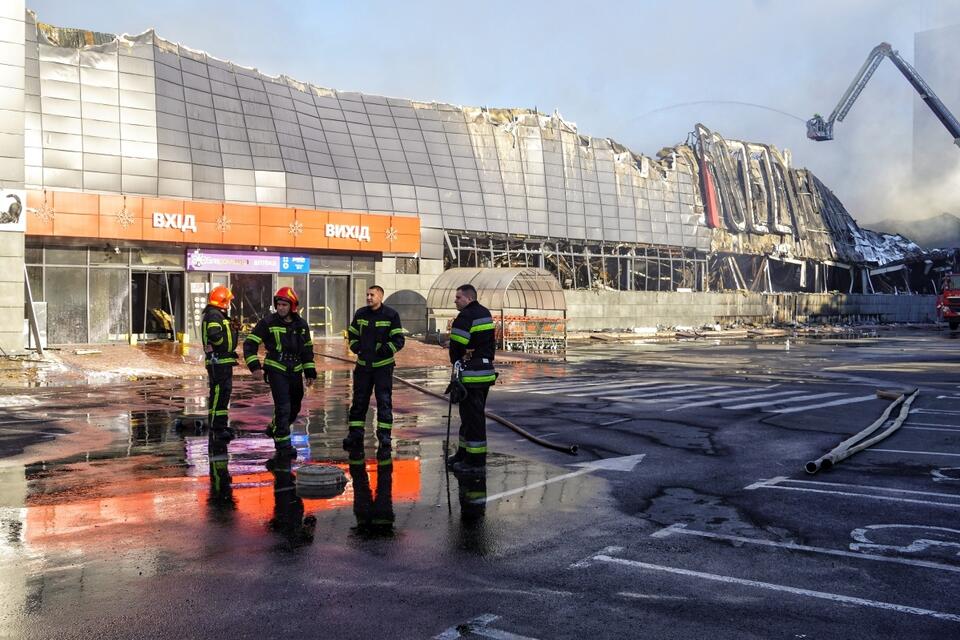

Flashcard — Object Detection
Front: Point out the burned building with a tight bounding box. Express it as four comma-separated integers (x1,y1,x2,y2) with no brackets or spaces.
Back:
0,4,942,350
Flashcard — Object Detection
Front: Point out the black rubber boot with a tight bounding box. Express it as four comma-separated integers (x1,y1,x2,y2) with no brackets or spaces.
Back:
451,459,485,476
375,428,392,452
342,428,365,451
446,448,465,469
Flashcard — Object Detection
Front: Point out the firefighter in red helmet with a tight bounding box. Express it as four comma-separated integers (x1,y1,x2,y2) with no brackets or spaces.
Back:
243,287,316,458
202,285,238,447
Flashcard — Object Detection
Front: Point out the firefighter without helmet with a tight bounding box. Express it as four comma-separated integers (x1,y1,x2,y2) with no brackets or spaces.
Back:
208,285,233,310
274,286,299,313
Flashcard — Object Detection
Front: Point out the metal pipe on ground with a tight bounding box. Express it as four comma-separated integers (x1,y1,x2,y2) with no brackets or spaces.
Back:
805,388,918,474
316,351,579,455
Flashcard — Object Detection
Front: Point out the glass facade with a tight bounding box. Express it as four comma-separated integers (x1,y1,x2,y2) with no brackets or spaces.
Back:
89,269,130,342
45,267,87,345
25,241,378,345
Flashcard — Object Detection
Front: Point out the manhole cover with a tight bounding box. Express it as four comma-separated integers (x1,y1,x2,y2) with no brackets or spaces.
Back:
296,464,347,498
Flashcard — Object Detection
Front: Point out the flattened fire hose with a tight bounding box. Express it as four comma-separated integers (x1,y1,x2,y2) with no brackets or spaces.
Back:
804,388,918,474
317,351,579,455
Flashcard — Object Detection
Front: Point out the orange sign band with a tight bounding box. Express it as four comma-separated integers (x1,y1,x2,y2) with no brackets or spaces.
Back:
25,190,420,254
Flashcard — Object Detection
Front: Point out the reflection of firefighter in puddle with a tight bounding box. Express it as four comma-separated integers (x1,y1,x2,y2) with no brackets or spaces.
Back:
453,468,488,553
266,455,317,547
348,447,395,537
202,286,240,445
207,438,236,520
243,287,316,457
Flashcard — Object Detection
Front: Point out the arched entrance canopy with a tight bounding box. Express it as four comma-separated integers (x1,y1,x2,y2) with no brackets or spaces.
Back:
426,267,566,314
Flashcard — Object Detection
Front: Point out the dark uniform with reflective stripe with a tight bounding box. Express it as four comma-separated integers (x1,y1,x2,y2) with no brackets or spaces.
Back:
243,313,316,452
449,300,497,467
345,304,404,446
201,304,238,441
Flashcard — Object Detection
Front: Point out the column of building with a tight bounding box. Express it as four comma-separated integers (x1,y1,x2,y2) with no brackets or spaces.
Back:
0,1,25,353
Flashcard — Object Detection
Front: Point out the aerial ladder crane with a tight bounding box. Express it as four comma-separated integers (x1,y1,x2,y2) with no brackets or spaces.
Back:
807,42,960,148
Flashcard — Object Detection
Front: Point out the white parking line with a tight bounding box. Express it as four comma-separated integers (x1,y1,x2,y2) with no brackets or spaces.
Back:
590,553,960,623
871,449,960,458
723,392,843,410
770,394,877,414
744,476,960,509
907,421,960,428
651,523,960,574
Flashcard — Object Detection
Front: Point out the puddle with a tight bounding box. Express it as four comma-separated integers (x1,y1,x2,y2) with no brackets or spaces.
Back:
0,370,603,621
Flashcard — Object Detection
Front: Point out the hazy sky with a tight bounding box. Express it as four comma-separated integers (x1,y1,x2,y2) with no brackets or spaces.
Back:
28,0,960,224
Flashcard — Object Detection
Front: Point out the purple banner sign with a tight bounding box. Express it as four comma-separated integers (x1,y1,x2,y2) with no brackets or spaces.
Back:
187,249,280,273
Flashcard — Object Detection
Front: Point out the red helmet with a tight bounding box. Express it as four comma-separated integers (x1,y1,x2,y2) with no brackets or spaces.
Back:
274,286,299,313
208,285,233,310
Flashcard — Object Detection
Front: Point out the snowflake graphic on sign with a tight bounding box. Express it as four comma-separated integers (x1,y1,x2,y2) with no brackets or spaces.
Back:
29,197,55,223
289,220,304,236
188,249,206,269
385,226,398,241
216,214,231,233
117,206,135,228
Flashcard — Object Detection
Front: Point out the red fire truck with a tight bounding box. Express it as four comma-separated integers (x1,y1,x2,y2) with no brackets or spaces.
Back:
938,273,960,330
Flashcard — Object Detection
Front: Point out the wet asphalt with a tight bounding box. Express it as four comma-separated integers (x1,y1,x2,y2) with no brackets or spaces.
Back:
2,328,960,639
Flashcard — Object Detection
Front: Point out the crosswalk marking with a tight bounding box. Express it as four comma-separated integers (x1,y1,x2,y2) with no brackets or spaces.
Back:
770,394,878,414
529,379,627,394
566,381,668,397
508,377,598,393
619,385,733,404
722,392,843,410
598,384,700,401
505,380,675,397
666,386,783,411
448,372,871,416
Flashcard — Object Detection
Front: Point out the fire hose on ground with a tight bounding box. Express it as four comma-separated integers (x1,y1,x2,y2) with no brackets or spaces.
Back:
316,351,579,456
804,387,919,474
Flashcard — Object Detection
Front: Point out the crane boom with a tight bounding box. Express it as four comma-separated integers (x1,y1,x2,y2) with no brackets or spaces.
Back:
807,42,960,147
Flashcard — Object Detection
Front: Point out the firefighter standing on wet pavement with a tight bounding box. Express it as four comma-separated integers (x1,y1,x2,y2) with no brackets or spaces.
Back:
243,287,316,457
446,284,497,474
342,285,405,453
202,285,239,445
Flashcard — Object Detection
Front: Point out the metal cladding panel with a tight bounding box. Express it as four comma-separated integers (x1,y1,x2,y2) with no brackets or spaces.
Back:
16,29,852,258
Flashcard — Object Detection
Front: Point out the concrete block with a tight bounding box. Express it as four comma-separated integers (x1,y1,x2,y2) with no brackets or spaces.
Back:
419,258,445,275
0,229,23,258
0,280,22,303
0,254,24,277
